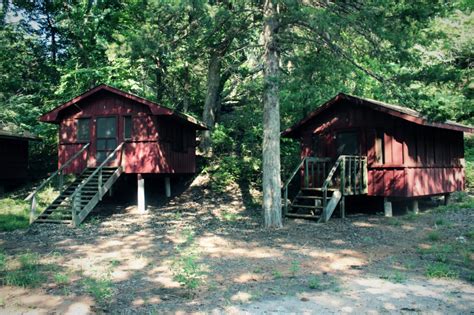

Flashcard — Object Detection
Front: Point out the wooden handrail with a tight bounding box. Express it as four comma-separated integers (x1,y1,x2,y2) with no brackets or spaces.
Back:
71,142,125,200
282,157,308,216
25,143,90,201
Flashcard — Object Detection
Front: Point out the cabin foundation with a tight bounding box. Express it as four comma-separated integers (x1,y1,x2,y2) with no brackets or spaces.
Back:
410,199,419,214
165,176,171,198
384,198,392,217
444,193,451,206
137,174,145,212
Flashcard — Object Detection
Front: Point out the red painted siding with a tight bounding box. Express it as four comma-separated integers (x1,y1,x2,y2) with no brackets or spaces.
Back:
298,101,465,197
58,92,198,175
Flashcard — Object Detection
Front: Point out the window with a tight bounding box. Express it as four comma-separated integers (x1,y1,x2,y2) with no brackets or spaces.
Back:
77,118,90,142
375,129,385,164
123,116,132,140
336,131,359,155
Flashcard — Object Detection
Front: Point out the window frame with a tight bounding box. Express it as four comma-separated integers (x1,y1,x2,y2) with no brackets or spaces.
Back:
335,130,360,156
123,115,132,140
76,118,91,142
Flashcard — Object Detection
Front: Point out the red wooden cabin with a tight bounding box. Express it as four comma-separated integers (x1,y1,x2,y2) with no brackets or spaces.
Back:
281,93,473,221
29,84,207,226
0,127,40,192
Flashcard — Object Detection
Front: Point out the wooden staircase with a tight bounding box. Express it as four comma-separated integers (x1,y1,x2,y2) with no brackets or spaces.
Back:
283,155,367,222
34,167,121,224
26,142,125,227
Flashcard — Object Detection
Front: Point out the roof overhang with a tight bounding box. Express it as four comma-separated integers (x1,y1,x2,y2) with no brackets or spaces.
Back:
39,84,208,130
281,93,474,138
0,129,41,141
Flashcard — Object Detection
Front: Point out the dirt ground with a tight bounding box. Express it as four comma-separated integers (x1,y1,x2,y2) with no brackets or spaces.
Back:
0,175,473,314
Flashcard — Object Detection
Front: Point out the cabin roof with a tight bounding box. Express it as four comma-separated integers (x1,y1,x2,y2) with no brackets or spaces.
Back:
282,93,474,138
0,127,40,141
39,84,208,130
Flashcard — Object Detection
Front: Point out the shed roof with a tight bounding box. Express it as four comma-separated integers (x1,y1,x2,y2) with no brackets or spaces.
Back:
0,126,40,141
282,93,474,138
39,84,208,130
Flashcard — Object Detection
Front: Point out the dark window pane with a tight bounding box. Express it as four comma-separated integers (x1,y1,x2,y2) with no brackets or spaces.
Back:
375,130,385,164
336,132,359,155
124,116,132,139
97,117,116,138
97,139,106,150
77,119,90,141
107,139,117,149
97,151,106,164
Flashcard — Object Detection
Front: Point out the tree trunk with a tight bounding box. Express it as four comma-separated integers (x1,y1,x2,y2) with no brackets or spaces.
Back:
200,51,222,156
262,0,282,228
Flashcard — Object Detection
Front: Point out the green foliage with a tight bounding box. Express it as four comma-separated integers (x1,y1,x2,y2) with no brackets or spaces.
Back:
4,252,47,288
380,271,407,283
426,231,442,242
308,276,322,290
53,273,70,286
0,198,29,231
425,263,459,279
83,277,114,305
171,229,205,294
290,260,300,277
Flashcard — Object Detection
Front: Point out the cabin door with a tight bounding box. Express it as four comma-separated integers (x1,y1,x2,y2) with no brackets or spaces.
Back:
96,117,117,165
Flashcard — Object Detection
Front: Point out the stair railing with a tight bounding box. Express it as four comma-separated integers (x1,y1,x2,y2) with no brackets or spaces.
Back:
282,156,332,215
70,142,125,226
321,155,368,209
25,143,90,224
282,157,308,216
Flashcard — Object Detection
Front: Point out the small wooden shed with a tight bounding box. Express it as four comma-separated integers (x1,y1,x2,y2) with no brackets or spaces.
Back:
29,85,207,225
281,93,473,221
0,127,40,192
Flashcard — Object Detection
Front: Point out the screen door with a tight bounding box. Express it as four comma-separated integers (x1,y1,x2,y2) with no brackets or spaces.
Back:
96,117,117,164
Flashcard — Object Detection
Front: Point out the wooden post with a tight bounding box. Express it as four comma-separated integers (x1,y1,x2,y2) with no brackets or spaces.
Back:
98,169,103,200
30,194,37,224
137,174,145,212
444,193,451,206
340,196,345,219
384,198,392,217
340,157,346,195
410,199,419,214
165,176,171,198
72,192,80,227
58,170,64,192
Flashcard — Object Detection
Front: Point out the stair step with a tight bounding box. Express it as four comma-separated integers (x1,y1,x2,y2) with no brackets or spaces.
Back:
286,213,320,220
296,196,324,200
301,188,336,192
35,219,72,224
291,204,323,209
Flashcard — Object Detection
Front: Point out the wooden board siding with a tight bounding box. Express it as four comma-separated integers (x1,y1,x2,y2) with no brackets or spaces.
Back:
0,138,28,180
58,92,198,175
298,101,466,197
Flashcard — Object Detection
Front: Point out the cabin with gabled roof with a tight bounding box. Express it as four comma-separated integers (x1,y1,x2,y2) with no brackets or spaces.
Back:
281,93,472,222
27,84,207,226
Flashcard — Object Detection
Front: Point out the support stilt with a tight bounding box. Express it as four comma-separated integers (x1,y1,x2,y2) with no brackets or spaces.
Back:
384,198,392,217
444,193,451,206
137,174,145,212
340,196,345,219
410,199,419,214
165,176,171,198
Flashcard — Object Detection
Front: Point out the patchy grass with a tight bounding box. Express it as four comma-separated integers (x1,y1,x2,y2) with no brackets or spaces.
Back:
83,277,114,305
290,260,300,278
2,252,48,287
308,276,322,290
171,229,206,295
425,263,459,279
53,273,70,285
307,275,340,292
380,271,407,283
426,231,442,242
0,198,30,231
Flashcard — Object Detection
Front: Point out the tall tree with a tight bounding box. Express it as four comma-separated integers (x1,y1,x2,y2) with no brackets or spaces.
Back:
262,0,282,228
